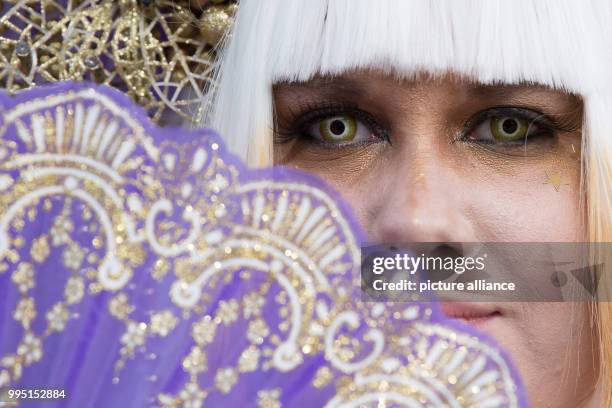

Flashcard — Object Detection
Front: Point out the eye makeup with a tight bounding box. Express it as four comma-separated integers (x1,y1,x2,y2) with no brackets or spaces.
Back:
275,102,579,157
459,106,580,141
275,101,391,147
272,73,583,165
449,106,582,157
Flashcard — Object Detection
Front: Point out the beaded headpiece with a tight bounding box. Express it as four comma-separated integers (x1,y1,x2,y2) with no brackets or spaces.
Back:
0,0,237,124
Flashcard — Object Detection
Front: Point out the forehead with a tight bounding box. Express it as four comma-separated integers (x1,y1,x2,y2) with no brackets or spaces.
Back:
238,0,612,95
274,71,574,99
274,72,583,123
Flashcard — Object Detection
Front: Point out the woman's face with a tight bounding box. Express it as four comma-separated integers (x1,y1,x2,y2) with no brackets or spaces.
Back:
273,71,599,407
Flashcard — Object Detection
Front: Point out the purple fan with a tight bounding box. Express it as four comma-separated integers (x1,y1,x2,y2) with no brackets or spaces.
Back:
0,82,526,407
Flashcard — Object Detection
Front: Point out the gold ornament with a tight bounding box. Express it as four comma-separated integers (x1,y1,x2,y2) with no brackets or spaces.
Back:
199,3,238,46
544,171,569,192
0,0,237,124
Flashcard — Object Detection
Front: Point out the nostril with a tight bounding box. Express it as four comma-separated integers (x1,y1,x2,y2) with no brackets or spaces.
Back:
424,244,463,282
428,243,463,258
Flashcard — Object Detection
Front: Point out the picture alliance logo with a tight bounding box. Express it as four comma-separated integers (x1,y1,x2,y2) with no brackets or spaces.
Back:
360,243,608,301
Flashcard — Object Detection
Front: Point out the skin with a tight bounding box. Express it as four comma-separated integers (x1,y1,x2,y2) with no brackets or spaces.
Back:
273,71,600,407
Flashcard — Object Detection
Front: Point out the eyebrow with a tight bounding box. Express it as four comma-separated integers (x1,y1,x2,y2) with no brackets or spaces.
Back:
275,75,576,100
468,82,567,100
273,75,583,120
274,77,367,100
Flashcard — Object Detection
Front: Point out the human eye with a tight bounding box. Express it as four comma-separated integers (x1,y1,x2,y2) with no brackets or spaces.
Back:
458,107,559,146
312,115,363,143
276,105,389,147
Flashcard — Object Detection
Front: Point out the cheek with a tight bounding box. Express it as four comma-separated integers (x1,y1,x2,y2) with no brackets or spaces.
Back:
278,137,584,244
335,165,583,243
490,303,597,407
465,161,583,241
276,146,387,224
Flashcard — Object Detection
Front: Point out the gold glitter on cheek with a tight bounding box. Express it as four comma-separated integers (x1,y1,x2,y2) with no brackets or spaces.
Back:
544,171,570,192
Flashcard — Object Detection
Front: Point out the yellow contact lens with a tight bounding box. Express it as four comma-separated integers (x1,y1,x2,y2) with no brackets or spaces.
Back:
319,116,357,142
490,116,529,141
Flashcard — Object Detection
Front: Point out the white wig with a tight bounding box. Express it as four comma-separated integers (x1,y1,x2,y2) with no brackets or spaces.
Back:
209,0,612,159
206,0,612,398
207,0,612,229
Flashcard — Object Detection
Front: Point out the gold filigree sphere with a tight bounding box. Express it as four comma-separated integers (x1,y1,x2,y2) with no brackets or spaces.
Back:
0,0,236,124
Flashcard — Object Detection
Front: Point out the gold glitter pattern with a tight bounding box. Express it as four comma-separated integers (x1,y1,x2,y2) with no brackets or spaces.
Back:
544,171,570,192
0,0,237,124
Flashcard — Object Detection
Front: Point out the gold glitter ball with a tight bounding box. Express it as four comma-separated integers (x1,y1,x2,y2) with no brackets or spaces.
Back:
199,3,238,46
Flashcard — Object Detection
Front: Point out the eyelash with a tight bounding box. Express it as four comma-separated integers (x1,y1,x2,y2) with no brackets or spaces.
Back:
275,102,391,146
275,103,579,147
455,106,579,144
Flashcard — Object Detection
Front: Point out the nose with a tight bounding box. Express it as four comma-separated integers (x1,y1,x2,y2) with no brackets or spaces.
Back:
367,156,475,245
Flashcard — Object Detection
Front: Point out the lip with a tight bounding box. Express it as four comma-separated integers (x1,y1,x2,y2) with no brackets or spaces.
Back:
440,302,501,326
